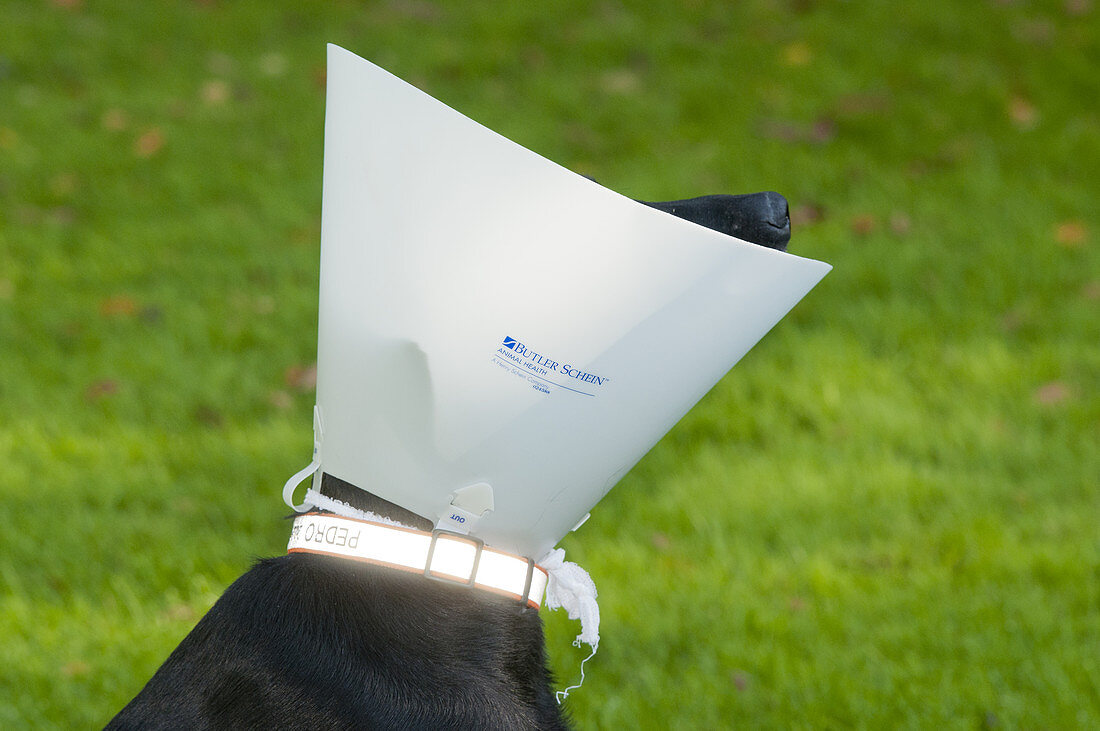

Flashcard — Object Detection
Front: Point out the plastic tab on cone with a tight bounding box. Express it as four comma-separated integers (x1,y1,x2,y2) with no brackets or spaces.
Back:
312,44,831,558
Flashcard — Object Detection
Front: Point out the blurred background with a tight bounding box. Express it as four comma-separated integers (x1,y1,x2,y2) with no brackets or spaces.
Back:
1,0,1097,727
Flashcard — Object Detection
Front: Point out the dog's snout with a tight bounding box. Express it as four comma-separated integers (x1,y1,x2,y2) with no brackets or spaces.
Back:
640,191,792,252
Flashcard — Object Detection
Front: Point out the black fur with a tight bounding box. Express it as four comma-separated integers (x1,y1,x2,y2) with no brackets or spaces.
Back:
107,192,791,729
109,553,563,729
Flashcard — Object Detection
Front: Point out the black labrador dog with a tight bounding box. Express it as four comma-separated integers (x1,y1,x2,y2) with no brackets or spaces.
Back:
106,191,791,730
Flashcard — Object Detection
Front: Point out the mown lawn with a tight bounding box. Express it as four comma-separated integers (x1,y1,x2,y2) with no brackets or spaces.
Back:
2,1,1097,728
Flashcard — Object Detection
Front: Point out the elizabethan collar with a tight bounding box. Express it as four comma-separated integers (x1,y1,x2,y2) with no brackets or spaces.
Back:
286,44,831,560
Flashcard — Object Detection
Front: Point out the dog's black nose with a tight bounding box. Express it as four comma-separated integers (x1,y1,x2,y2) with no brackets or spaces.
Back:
747,191,791,246
640,191,792,252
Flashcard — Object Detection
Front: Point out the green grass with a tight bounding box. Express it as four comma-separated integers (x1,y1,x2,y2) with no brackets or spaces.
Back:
2,0,1097,727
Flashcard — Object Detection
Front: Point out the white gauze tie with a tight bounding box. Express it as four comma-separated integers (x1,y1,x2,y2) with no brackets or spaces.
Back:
539,547,599,702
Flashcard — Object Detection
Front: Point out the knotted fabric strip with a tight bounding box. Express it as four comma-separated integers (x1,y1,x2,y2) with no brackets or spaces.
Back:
539,547,600,702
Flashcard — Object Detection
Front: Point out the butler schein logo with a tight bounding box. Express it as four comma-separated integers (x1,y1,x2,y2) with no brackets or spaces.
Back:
499,335,609,387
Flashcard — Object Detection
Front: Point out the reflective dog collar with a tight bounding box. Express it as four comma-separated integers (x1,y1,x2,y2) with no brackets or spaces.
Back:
287,512,549,609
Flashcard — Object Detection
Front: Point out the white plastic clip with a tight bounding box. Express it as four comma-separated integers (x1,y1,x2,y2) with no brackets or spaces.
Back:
282,458,321,512
436,482,494,534
282,406,324,512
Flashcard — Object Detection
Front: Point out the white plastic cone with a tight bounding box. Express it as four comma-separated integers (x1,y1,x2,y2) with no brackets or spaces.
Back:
305,44,831,559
